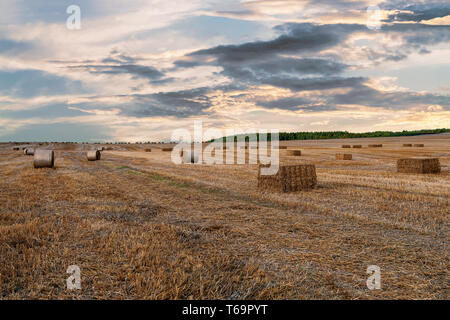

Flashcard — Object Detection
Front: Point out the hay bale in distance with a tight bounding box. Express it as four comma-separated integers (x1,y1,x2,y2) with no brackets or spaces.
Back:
278,146,287,149
13,147,20,151
87,150,101,161
287,150,302,156
413,144,424,147
342,145,351,148
336,153,352,160
352,145,362,148
368,144,382,147
34,150,54,168
162,148,173,152
145,148,152,152
403,144,412,147
397,158,440,174
24,148,35,156
258,164,317,192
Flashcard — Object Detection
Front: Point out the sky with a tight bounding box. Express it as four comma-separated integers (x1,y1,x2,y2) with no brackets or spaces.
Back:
0,0,449,142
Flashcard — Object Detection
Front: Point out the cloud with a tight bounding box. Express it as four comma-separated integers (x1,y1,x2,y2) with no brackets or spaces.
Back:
190,23,364,63
257,96,337,112
331,85,450,109
0,39,33,55
383,3,450,22
0,69,90,98
117,87,213,118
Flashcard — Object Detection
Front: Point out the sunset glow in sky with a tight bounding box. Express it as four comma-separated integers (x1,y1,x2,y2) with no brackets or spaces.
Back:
0,0,449,141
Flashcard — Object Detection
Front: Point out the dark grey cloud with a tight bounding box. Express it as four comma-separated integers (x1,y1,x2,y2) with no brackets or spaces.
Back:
256,96,337,112
383,3,450,22
68,63,167,82
263,76,365,92
241,58,348,76
61,51,171,84
331,85,450,109
383,23,450,47
190,23,364,64
118,87,212,118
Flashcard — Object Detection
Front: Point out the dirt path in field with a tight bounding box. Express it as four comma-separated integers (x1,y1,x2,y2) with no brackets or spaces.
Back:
0,149,449,299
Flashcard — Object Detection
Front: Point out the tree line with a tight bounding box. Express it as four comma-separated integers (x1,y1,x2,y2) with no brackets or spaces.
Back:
215,128,450,142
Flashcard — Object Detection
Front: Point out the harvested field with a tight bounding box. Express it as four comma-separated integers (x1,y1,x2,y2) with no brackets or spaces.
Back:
336,153,352,160
0,134,449,299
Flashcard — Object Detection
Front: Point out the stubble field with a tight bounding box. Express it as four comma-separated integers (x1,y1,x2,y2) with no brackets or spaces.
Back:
0,134,449,299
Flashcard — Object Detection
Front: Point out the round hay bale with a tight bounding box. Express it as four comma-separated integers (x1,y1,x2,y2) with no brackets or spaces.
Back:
13,147,20,151
182,150,199,164
287,150,302,156
145,148,152,152
34,150,54,168
24,148,35,156
87,150,101,161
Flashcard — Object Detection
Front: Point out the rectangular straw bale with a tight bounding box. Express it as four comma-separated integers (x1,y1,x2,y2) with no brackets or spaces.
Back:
162,148,173,151
413,144,424,147
287,150,302,156
258,164,317,192
397,158,440,174
403,144,412,147
278,146,287,149
145,148,152,152
342,145,351,148
336,153,352,160
368,144,382,147
352,145,362,148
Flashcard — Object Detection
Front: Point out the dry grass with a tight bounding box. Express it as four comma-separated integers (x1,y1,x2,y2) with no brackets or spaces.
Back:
0,134,449,299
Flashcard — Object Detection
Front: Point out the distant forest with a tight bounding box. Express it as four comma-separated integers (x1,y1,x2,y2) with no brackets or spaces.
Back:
215,128,450,142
